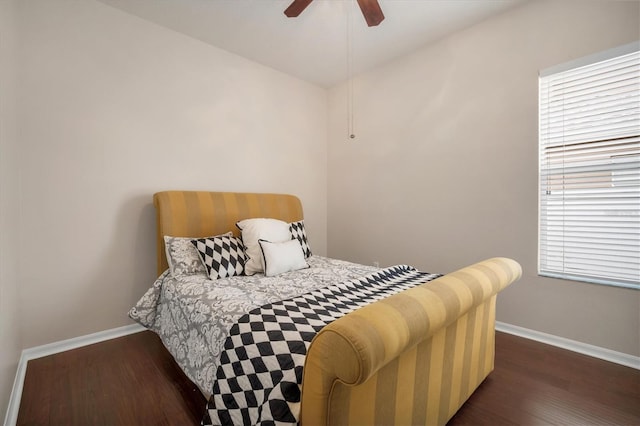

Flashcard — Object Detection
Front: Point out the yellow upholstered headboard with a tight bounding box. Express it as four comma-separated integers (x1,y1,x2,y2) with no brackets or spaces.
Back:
153,191,304,276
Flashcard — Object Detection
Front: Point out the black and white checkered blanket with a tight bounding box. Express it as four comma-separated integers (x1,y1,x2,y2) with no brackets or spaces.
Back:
202,265,440,426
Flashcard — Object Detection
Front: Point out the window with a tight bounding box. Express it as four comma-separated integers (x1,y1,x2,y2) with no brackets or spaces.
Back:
538,42,640,290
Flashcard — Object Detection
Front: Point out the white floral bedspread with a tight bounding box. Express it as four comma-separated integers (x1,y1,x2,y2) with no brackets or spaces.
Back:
128,256,378,395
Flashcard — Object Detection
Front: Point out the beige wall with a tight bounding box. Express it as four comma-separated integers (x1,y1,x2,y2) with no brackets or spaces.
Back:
3,2,639,419
328,0,640,356
15,0,328,349
0,0,21,421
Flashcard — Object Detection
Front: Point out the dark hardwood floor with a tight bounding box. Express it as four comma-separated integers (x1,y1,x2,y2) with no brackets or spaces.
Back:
448,333,640,426
17,331,640,425
17,331,206,425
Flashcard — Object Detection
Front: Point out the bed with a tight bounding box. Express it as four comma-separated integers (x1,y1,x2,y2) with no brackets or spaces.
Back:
130,190,522,425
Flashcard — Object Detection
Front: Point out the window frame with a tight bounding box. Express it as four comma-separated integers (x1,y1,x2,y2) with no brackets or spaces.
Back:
537,41,640,290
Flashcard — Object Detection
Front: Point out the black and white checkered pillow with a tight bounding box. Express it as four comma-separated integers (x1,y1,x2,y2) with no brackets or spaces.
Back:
191,235,245,280
289,220,312,258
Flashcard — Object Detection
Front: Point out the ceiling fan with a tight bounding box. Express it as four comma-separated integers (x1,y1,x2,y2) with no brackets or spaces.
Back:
284,0,385,27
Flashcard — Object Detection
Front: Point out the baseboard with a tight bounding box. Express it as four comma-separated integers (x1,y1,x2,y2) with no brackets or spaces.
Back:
496,321,640,370
3,353,27,426
3,323,145,426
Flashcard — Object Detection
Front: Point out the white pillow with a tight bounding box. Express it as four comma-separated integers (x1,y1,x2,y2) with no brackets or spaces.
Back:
236,218,291,275
259,239,309,277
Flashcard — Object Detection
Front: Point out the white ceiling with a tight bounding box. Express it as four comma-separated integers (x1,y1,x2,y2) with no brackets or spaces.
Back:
97,0,526,88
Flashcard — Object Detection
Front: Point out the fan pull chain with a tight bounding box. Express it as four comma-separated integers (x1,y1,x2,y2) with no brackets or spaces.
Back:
347,0,355,140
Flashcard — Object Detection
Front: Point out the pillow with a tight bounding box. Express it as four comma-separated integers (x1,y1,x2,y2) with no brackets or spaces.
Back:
164,232,232,277
236,218,291,275
191,235,246,280
289,220,312,258
258,239,309,277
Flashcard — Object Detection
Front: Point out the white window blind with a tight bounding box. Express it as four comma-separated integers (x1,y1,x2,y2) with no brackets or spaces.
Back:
539,43,640,289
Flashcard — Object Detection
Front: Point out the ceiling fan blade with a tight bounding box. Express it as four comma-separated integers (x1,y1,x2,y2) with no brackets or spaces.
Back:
356,0,385,27
284,0,314,17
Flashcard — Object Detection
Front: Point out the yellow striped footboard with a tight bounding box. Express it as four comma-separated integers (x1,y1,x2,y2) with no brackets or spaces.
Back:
300,257,522,426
